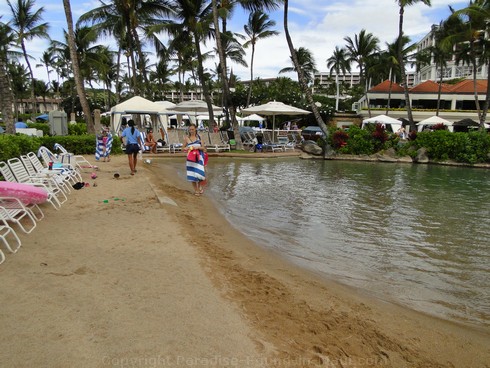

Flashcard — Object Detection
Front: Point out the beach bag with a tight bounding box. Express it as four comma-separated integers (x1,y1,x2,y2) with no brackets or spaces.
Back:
187,149,199,162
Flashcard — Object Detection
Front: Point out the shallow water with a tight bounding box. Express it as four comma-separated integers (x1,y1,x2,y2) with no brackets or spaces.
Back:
169,158,490,327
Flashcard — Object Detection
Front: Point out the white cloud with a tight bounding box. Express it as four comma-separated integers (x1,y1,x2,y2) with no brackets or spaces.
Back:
3,0,474,84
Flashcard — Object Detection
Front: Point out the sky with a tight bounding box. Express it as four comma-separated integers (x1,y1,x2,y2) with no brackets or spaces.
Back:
0,0,472,84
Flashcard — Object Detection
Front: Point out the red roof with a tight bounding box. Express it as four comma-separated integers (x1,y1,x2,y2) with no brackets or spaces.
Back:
369,79,488,94
410,80,452,93
448,79,487,93
369,80,405,93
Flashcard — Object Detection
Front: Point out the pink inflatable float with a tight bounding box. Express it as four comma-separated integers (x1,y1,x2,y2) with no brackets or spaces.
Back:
0,181,49,204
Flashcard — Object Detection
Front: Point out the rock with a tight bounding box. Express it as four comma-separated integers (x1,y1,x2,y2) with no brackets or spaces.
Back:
415,147,429,163
302,141,323,156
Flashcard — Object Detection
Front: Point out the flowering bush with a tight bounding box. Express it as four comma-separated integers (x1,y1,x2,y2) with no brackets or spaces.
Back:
332,130,349,149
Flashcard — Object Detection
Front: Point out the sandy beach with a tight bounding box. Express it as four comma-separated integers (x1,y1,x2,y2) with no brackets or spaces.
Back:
1,154,489,368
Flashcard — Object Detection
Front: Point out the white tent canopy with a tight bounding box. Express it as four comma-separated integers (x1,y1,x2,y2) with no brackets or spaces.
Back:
416,116,454,132
241,101,310,130
110,96,171,133
237,113,265,126
362,114,403,133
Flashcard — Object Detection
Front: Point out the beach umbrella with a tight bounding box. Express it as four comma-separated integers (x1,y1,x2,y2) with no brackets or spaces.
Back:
171,100,222,125
241,101,310,130
35,114,49,121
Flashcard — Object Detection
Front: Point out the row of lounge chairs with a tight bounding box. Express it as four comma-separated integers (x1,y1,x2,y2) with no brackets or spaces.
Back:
139,129,231,154
140,128,302,154
0,145,94,264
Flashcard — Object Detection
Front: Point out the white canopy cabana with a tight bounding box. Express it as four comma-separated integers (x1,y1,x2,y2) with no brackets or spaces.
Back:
416,116,454,132
110,96,171,133
361,114,403,133
237,113,265,126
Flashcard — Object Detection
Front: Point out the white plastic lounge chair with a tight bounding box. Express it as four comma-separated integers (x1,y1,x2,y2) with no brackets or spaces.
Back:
37,146,83,183
262,131,284,152
26,152,74,191
0,197,37,234
0,215,22,264
7,158,68,206
20,155,71,196
53,143,97,171
166,130,184,153
0,162,62,211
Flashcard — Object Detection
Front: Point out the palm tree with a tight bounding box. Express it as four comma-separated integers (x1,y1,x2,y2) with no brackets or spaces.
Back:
36,49,55,89
344,29,379,117
396,0,432,128
78,0,172,96
0,18,16,133
279,47,318,85
243,10,278,107
450,0,489,127
283,0,330,155
7,0,50,110
326,46,351,111
62,0,94,132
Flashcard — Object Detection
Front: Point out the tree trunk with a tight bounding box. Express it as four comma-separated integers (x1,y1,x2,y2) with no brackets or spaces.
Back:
386,68,393,115
471,56,482,122
398,6,415,131
0,57,15,134
193,32,215,127
284,0,332,156
246,42,256,108
211,0,242,149
481,63,490,128
62,0,94,133
436,66,443,116
21,40,36,111
335,72,339,111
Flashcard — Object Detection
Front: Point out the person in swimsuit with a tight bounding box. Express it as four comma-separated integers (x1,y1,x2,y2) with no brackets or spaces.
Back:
144,128,158,154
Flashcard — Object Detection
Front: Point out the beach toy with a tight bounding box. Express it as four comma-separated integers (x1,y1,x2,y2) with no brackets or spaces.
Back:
145,159,151,164
0,181,49,205
91,172,97,179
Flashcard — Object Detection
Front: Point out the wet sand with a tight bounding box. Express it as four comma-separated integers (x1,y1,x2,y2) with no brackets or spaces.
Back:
0,154,489,367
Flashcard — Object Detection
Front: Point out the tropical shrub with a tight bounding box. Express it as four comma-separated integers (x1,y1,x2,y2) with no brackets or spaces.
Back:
332,130,348,149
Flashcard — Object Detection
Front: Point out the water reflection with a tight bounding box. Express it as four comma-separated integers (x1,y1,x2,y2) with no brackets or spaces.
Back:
206,158,490,327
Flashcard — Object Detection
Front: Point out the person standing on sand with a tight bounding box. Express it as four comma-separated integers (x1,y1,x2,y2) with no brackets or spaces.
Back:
121,119,143,175
184,124,207,196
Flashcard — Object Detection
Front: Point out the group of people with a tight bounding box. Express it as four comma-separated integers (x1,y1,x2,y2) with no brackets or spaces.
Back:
119,120,207,194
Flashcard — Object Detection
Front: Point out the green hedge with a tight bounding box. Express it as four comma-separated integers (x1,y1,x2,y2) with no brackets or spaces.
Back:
328,126,490,164
0,134,122,163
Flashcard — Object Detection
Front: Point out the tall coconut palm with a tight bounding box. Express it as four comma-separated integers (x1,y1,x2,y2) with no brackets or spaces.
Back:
0,18,16,133
212,0,280,150
35,49,55,89
78,0,172,96
6,0,50,110
344,29,379,117
283,0,330,155
279,47,319,85
243,10,278,107
396,0,432,128
326,46,351,112
62,0,94,132
450,0,489,127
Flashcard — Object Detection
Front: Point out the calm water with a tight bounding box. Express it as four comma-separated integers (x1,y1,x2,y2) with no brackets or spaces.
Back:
170,158,490,327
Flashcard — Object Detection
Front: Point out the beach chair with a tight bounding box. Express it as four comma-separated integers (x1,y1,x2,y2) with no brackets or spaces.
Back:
53,143,97,171
37,146,83,183
26,152,74,192
0,197,37,234
209,132,231,152
0,161,62,212
21,154,71,195
7,157,68,206
262,131,283,152
277,135,295,151
166,130,184,153
0,214,22,264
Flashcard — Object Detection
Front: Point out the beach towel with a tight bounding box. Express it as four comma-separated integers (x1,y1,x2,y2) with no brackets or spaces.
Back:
186,140,205,182
95,133,113,161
